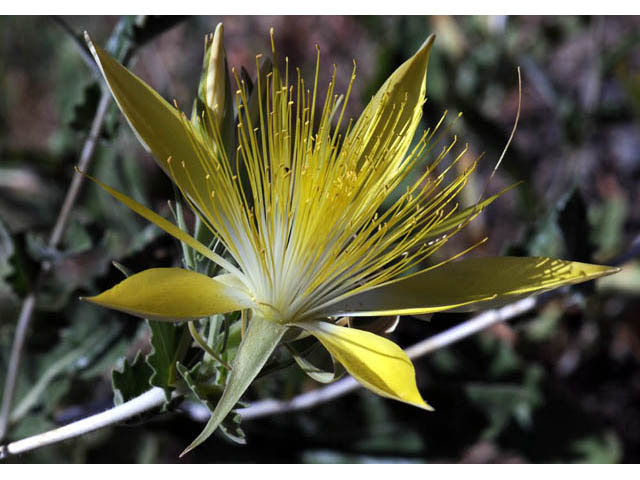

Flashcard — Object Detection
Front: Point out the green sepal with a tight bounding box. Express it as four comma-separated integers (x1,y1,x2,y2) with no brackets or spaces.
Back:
176,361,247,445
180,314,287,455
287,339,346,384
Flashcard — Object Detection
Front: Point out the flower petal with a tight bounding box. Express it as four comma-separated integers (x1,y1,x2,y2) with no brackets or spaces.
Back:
85,35,214,222
82,268,253,321
295,320,432,410
322,257,619,317
81,170,243,278
344,34,434,169
181,315,287,455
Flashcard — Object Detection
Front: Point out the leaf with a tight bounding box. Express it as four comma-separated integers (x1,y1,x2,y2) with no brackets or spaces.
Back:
146,321,188,398
69,82,118,139
130,16,189,48
572,432,622,464
112,351,154,405
10,306,124,423
465,367,544,440
181,315,286,455
0,216,19,318
0,215,14,277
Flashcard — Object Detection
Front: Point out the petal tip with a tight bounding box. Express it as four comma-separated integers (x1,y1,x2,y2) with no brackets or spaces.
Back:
407,395,434,411
414,33,435,60
421,33,436,50
79,294,99,305
83,31,98,58
178,445,192,458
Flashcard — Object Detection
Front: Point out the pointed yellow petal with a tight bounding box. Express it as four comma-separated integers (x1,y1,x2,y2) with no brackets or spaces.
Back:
83,268,253,321
296,320,432,410
345,34,435,168
322,257,619,317
80,170,243,278
85,35,213,221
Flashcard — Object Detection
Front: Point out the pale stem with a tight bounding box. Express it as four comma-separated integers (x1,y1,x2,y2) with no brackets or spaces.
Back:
0,296,537,459
0,388,167,460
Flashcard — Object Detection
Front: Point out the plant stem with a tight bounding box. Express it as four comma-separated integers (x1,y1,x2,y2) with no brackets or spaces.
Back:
0,388,167,460
0,296,538,459
0,294,36,440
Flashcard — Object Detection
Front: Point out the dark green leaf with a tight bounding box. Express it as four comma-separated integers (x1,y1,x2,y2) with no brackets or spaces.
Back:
69,82,118,139
572,432,622,464
131,16,189,48
146,320,189,398
112,351,154,405
465,367,544,440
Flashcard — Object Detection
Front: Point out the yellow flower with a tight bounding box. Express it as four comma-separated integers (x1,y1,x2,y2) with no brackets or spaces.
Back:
82,25,617,454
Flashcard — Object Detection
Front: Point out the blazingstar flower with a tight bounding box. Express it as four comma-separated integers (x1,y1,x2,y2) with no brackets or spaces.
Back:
83,25,617,454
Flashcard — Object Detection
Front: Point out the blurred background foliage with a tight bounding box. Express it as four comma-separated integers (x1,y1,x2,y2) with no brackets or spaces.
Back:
0,15,639,463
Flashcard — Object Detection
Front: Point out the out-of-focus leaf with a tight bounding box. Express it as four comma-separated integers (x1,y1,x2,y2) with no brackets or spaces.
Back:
0,216,19,318
465,367,544,440
68,82,119,139
112,351,154,405
130,16,189,48
37,234,115,311
527,214,564,259
25,231,58,263
572,431,622,464
524,302,563,342
597,260,640,295
10,311,121,422
589,194,627,262
0,216,14,276
354,393,424,454
429,348,461,373
477,332,521,377
63,220,94,255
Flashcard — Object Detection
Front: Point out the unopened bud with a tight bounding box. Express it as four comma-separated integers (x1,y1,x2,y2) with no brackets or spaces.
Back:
205,23,226,123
